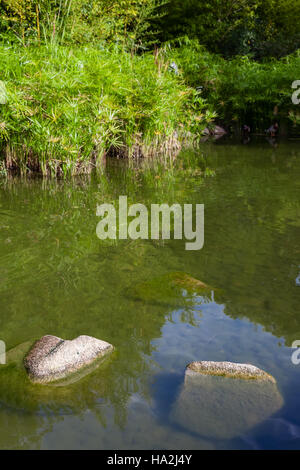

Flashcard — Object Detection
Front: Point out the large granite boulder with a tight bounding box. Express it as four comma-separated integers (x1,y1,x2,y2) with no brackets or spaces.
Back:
24,335,113,384
170,361,283,440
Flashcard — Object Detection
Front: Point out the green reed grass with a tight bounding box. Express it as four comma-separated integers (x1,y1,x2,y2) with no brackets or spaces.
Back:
0,42,214,176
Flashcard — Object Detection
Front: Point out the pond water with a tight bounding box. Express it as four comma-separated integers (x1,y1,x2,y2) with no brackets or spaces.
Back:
0,139,299,449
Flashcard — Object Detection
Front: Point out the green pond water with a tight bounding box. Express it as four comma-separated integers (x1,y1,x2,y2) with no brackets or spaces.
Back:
0,139,299,449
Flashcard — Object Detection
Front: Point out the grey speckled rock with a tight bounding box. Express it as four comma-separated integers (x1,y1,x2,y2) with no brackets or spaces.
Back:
187,361,276,383
170,365,283,439
24,335,113,384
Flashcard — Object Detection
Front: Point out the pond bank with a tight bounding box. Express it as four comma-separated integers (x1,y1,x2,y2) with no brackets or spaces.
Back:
0,44,215,177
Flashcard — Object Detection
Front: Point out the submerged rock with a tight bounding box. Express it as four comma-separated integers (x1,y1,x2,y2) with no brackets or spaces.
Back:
24,335,113,384
128,271,221,307
5,341,33,367
170,363,283,439
202,126,226,136
187,361,276,382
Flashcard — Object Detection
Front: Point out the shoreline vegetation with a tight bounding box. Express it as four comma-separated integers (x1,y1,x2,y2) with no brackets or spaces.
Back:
0,43,216,176
0,1,300,176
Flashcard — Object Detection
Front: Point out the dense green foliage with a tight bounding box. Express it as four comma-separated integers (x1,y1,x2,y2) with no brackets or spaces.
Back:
0,1,299,174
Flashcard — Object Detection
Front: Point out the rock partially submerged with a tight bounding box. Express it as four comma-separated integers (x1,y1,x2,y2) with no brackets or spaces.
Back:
170,362,283,439
187,361,276,383
0,338,114,413
213,125,226,135
0,80,8,105
24,335,113,384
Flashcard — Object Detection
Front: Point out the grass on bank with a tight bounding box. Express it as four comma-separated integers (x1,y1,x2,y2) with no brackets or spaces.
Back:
0,43,215,176
171,39,300,132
